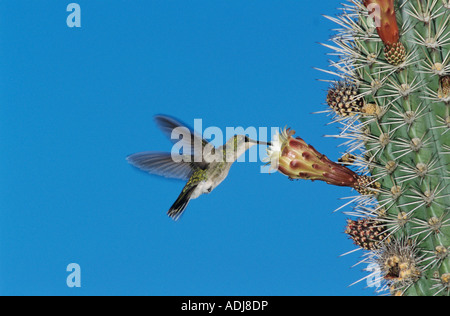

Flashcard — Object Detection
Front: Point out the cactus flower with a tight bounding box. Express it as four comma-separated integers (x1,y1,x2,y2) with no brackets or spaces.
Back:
264,128,379,194
363,0,406,65
364,0,399,45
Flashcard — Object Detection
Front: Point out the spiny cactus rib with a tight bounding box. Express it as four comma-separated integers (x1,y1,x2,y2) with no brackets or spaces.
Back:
321,0,450,296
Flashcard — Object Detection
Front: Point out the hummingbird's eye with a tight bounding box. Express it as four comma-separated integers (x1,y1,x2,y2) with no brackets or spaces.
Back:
244,136,250,142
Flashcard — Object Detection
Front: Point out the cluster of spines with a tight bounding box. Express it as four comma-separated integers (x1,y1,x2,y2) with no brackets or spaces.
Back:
320,0,450,296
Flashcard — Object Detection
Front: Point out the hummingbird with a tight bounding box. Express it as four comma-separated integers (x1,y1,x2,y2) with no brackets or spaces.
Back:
127,115,270,221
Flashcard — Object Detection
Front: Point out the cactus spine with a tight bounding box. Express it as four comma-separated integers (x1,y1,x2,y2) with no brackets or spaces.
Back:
323,0,450,295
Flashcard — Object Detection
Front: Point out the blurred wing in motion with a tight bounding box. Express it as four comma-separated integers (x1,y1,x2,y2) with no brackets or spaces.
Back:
154,115,211,158
127,151,203,180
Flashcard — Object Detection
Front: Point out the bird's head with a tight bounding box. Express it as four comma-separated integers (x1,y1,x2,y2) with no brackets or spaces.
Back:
224,135,271,162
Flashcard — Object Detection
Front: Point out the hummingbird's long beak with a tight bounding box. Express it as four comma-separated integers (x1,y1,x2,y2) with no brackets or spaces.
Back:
250,139,271,146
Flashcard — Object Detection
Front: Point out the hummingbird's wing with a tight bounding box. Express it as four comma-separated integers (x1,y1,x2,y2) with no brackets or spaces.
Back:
127,151,206,180
154,115,211,157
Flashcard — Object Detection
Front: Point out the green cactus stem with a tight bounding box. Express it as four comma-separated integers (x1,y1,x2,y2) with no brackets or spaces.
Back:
321,0,450,295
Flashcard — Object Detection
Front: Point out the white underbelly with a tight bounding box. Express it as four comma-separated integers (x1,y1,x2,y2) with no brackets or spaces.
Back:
191,181,214,199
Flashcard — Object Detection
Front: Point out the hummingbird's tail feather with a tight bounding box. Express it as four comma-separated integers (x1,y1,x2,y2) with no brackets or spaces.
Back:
168,185,196,221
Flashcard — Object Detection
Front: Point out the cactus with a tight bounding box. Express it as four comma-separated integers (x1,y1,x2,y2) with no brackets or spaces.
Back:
266,0,449,296
321,0,450,295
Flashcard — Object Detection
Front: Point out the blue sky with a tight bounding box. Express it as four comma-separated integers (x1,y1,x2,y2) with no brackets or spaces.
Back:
0,1,375,295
